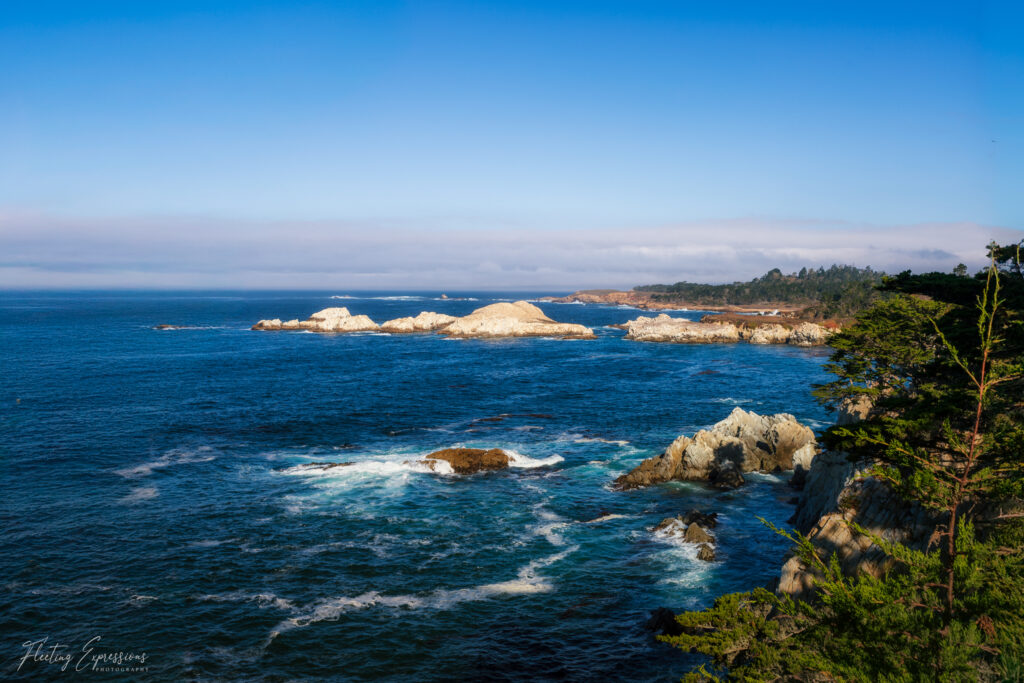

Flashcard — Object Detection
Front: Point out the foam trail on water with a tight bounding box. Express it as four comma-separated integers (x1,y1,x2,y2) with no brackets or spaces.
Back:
264,546,578,645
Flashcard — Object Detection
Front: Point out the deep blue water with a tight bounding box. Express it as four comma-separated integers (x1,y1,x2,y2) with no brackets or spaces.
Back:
1,292,833,681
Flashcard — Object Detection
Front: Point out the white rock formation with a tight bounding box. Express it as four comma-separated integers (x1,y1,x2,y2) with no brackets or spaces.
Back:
788,322,832,346
615,407,818,490
623,314,741,343
252,307,379,333
749,324,792,344
440,301,595,339
380,311,457,333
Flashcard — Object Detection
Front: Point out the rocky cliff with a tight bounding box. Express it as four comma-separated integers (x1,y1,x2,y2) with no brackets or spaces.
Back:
777,396,937,597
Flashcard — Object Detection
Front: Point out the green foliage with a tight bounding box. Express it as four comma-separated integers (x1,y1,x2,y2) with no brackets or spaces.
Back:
634,264,885,318
663,244,1024,681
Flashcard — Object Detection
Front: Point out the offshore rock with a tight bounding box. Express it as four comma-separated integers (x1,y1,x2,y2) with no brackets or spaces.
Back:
623,314,741,343
683,523,714,544
696,544,716,561
252,307,379,333
380,311,457,333
614,408,818,490
439,301,595,339
424,448,510,474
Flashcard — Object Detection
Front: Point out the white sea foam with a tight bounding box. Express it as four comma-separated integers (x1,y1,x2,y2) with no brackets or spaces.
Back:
571,436,631,447
280,458,455,478
114,446,217,478
505,450,564,469
266,545,577,644
584,513,632,524
120,487,158,503
198,591,296,611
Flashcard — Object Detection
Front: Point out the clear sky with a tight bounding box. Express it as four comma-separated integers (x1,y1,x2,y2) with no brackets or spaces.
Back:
1,0,1021,289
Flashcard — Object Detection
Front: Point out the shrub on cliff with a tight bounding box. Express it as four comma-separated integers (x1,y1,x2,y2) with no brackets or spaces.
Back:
662,242,1024,681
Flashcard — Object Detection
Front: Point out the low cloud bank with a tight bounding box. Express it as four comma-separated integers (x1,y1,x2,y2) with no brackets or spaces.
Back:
0,213,1018,290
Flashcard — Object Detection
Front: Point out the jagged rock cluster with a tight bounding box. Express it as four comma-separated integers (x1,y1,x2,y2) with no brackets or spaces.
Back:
622,314,833,346
614,408,818,491
653,510,719,562
252,301,595,339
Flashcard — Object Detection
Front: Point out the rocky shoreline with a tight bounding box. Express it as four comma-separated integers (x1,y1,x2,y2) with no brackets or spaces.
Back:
622,313,834,345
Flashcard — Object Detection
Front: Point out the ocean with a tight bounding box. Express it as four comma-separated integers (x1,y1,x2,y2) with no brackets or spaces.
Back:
1,291,833,680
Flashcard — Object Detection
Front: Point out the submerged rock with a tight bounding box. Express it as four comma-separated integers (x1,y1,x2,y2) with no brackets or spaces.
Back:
423,447,510,474
614,407,818,490
645,607,684,636
380,311,457,333
253,307,379,333
440,301,595,339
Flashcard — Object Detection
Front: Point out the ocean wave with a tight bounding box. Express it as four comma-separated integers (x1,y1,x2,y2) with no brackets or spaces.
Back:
152,325,228,330
280,458,456,478
114,446,218,478
197,591,296,611
505,450,564,469
266,546,577,643
119,487,159,504
584,513,632,524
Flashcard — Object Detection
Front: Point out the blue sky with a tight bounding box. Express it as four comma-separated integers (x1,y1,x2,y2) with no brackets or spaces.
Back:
0,1,1021,288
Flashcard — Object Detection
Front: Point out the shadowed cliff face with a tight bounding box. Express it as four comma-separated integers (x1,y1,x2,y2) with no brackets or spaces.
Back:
778,396,937,597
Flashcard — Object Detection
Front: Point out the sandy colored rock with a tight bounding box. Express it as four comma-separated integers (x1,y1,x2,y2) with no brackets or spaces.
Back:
253,307,379,333
788,321,832,346
614,408,818,490
424,448,510,474
696,544,716,561
380,311,457,333
749,324,792,344
440,301,595,339
623,314,741,343
683,523,714,544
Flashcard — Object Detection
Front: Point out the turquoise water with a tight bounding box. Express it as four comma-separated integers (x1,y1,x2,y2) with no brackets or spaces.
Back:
1,292,832,680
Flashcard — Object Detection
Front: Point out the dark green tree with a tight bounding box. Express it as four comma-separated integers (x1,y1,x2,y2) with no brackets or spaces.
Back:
662,246,1024,681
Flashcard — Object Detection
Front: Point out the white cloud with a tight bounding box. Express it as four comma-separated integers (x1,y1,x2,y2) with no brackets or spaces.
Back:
0,211,1019,290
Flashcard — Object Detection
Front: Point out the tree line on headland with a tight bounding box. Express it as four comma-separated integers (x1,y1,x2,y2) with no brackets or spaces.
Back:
636,264,886,319
661,241,1024,681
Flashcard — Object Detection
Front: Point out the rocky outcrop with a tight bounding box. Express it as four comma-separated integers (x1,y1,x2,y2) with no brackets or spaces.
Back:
623,314,741,343
422,448,511,474
380,311,456,333
253,307,379,333
621,314,833,345
747,324,792,344
614,408,818,490
439,301,595,339
788,322,832,346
